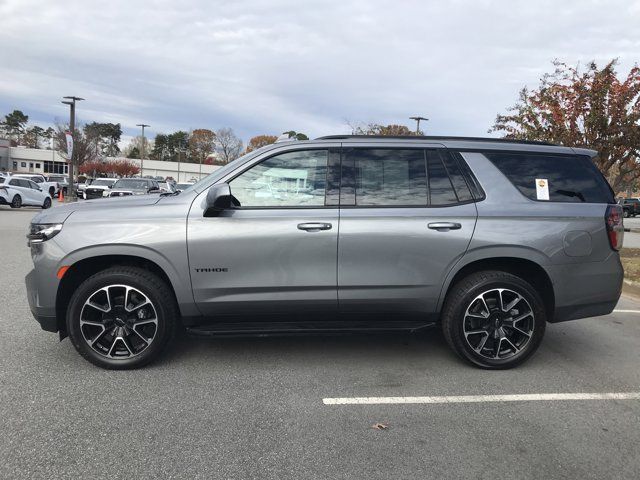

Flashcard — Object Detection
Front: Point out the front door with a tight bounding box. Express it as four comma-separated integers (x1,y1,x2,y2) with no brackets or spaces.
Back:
187,148,340,316
337,147,477,315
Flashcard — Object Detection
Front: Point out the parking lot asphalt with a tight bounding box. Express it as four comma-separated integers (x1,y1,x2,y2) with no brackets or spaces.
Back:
1,205,639,480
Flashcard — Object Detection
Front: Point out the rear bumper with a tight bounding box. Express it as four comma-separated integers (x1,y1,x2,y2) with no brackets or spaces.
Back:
548,253,623,322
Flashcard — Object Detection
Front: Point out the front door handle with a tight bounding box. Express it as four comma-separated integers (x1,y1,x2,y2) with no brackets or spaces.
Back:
428,222,462,231
297,222,332,232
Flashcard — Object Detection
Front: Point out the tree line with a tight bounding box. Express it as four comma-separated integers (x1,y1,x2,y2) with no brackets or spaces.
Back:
2,58,638,193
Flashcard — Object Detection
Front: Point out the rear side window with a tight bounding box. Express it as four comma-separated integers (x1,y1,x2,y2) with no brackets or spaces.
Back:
427,151,458,205
0,177,4,184
348,148,427,206
485,152,614,203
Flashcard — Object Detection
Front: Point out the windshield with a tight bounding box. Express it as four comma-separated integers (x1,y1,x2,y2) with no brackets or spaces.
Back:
114,179,148,189
92,179,115,186
180,146,272,194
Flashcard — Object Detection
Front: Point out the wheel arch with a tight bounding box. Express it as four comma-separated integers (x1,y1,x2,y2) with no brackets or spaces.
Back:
55,254,187,336
439,254,555,321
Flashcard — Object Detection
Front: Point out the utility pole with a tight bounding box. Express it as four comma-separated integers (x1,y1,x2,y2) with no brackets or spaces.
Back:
62,96,84,201
136,123,150,177
409,116,428,135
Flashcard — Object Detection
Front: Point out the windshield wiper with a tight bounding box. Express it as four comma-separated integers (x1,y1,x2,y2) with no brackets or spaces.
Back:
555,189,586,202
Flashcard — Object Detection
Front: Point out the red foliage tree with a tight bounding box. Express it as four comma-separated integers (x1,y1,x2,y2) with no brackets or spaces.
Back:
78,159,139,177
491,60,640,193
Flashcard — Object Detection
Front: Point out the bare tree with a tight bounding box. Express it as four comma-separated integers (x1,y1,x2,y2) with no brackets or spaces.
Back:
215,127,243,164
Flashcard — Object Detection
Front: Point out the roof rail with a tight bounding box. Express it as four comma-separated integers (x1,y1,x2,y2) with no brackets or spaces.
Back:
314,135,558,146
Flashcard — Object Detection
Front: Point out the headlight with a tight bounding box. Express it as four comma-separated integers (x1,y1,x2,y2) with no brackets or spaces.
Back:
27,223,63,244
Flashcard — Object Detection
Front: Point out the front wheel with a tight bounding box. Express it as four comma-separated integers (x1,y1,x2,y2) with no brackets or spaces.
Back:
10,194,22,208
441,271,546,369
623,210,630,218
42,197,52,209
66,267,178,369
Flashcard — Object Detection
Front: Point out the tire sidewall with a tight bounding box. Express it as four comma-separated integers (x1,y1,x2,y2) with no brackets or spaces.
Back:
43,197,51,209
11,195,21,208
448,274,546,369
67,271,173,369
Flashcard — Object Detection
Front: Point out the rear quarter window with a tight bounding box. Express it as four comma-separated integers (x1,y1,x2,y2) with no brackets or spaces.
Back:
485,152,614,204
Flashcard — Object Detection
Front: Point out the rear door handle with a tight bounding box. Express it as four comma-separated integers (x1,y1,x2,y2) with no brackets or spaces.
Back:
297,222,332,232
428,222,462,231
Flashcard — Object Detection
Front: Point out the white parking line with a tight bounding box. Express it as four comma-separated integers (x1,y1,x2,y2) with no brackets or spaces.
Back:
322,392,640,405
613,310,640,314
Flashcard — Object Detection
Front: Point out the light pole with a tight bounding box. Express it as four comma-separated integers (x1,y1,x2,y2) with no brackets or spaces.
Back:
409,116,428,135
62,96,84,201
136,123,150,177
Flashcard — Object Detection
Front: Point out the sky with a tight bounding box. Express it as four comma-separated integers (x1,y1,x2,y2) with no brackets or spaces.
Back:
1,0,639,148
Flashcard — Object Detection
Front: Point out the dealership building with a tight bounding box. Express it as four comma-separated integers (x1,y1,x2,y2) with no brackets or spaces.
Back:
0,140,219,181
0,143,70,175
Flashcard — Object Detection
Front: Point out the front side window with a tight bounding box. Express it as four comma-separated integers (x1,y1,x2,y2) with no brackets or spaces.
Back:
230,150,328,207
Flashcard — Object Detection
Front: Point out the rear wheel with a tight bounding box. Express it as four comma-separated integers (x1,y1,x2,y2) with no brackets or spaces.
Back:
49,186,55,197
67,267,178,369
10,194,22,209
441,270,546,369
42,197,52,209
623,210,630,218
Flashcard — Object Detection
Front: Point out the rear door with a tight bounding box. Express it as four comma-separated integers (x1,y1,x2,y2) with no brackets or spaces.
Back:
187,147,341,316
337,146,477,316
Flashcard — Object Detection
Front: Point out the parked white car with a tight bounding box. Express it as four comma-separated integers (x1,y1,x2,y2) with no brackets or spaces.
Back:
83,178,119,199
0,174,52,209
13,174,59,197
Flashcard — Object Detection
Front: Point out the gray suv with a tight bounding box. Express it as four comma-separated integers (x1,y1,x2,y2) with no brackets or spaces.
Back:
25,136,624,369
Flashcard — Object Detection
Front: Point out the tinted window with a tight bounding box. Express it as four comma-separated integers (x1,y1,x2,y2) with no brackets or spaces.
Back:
441,152,473,202
9,179,19,186
28,181,39,190
486,152,614,203
0,178,4,184
230,150,327,207
427,151,458,205
346,148,427,206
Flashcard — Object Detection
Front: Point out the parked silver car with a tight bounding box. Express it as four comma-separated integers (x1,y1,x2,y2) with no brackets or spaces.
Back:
25,136,623,369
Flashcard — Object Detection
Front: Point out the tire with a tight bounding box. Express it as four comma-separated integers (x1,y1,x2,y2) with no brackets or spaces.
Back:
66,266,178,369
49,187,55,197
623,210,629,218
10,194,22,209
441,270,546,369
42,197,52,209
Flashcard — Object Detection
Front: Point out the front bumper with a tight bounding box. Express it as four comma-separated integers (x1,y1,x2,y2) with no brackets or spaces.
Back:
25,269,59,332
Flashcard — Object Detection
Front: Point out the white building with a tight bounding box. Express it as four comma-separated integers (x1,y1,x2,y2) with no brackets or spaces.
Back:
0,143,69,175
0,141,220,182
106,157,220,182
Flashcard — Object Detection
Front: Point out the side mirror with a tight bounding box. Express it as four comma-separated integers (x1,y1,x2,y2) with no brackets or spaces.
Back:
204,183,238,217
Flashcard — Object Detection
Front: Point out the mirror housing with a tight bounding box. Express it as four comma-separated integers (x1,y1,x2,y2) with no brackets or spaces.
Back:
204,183,237,217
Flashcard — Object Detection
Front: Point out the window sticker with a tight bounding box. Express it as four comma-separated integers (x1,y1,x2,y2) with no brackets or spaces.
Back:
535,178,549,200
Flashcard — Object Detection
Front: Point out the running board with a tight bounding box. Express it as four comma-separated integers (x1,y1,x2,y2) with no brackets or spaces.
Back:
185,320,436,337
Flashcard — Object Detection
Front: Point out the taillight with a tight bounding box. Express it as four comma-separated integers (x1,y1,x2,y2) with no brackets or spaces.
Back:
605,205,624,251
